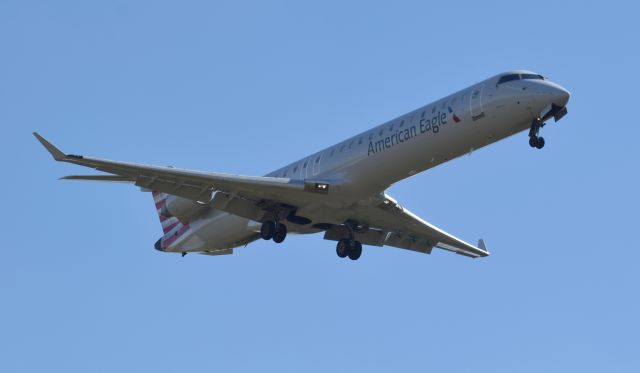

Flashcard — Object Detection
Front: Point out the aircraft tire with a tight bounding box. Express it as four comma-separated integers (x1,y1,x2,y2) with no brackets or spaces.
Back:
348,241,362,261
260,221,275,240
336,239,351,258
273,224,287,243
536,137,545,149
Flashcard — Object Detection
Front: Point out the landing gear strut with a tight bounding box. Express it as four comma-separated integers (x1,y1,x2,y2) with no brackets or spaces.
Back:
336,239,363,261
528,117,546,149
260,220,287,243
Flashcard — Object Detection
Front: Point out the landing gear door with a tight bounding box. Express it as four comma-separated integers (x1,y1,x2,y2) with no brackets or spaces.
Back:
470,84,485,120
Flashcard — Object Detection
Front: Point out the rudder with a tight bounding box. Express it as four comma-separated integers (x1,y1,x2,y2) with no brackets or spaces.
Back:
152,191,180,234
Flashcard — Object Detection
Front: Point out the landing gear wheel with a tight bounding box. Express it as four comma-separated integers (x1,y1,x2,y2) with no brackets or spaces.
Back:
528,118,546,150
336,239,351,258
348,241,362,261
260,221,275,240
272,224,287,243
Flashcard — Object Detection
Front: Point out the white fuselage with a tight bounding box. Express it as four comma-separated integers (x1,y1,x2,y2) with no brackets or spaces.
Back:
164,70,570,252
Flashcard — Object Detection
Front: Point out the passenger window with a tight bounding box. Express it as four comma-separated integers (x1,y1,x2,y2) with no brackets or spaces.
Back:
348,141,353,149
421,111,426,118
389,124,394,132
358,137,363,145
400,120,405,127
379,128,384,136
330,149,335,157
340,145,344,152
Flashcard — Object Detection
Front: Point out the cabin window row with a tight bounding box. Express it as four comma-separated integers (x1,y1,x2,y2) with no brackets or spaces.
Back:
272,94,467,177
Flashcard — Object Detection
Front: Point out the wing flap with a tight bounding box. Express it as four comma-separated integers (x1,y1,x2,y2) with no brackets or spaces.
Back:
384,231,434,254
61,175,137,182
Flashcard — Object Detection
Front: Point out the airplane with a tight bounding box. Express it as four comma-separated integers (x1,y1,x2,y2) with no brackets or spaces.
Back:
34,70,570,261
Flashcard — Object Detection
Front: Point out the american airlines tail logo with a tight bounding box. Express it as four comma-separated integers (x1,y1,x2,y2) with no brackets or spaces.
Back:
153,191,191,250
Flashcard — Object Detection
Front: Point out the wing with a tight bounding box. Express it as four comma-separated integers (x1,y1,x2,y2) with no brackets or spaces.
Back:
35,133,489,258
341,193,489,258
33,133,329,215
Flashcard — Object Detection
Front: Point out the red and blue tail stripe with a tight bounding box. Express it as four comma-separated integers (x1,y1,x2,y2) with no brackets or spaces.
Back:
152,191,191,250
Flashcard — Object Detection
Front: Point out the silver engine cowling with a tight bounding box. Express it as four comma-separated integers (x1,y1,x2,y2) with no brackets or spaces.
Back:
161,195,209,223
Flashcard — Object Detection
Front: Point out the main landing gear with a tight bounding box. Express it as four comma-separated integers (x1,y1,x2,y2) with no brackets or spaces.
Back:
260,220,288,243
336,239,363,261
528,117,546,149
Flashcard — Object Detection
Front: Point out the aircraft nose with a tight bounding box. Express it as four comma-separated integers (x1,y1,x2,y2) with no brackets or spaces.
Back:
532,82,570,111
551,85,570,107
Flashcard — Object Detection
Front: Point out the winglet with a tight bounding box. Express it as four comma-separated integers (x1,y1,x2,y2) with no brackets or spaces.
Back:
478,239,489,254
33,132,66,161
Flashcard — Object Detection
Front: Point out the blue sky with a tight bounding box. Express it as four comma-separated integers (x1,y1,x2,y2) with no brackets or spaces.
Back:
2,1,639,372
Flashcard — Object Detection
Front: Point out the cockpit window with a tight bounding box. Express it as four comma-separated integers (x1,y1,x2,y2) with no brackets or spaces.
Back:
521,73,544,80
497,74,520,85
497,73,544,85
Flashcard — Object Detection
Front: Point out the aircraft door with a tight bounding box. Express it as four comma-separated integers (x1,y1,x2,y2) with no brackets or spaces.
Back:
470,84,485,120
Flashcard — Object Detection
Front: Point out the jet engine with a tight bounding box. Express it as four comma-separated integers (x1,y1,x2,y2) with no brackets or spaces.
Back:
161,195,209,223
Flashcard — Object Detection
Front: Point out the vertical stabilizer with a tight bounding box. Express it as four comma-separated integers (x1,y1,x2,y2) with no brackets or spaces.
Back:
152,191,181,234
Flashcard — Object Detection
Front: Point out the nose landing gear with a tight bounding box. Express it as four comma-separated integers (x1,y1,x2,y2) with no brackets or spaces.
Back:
528,118,546,149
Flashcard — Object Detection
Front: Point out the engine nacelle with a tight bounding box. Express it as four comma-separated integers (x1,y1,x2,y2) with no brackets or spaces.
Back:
161,195,209,223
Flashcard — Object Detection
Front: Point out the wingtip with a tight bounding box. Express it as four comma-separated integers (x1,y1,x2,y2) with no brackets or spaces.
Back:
478,239,490,255
33,132,66,161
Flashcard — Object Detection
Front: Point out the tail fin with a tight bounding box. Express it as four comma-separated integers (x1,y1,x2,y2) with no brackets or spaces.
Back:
152,191,180,234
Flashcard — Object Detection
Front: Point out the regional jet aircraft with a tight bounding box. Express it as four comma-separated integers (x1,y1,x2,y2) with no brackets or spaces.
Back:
35,70,570,261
